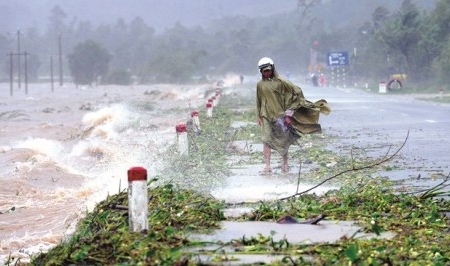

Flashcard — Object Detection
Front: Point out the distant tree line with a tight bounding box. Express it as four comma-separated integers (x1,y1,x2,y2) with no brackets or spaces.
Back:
1,0,449,87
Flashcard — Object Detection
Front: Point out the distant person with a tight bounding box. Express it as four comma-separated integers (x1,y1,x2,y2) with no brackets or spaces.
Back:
256,57,330,174
311,73,319,87
319,73,327,87
239,74,244,84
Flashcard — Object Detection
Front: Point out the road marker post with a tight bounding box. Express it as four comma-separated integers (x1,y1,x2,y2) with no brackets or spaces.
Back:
379,81,387,93
127,166,148,232
176,123,189,155
206,101,213,118
191,110,201,133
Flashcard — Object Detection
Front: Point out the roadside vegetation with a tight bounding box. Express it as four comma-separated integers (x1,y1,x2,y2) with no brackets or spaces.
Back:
6,92,448,266
363,82,450,104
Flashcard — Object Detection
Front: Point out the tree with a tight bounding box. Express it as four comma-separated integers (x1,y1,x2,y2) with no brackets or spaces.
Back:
372,6,390,30
430,0,450,44
297,0,322,30
432,35,450,86
422,0,450,83
46,5,67,44
68,40,111,85
375,0,422,79
140,22,209,83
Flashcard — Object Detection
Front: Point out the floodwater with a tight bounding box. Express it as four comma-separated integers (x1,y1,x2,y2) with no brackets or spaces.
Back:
213,144,337,203
2,76,447,264
0,79,237,264
0,76,338,264
187,220,395,265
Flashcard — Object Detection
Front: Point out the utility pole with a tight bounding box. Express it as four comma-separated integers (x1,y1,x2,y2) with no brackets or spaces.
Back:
17,30,21,88
9,52,13,96
51,56,54,92
58,33,63,86
7,51,30,96
24,51,28,94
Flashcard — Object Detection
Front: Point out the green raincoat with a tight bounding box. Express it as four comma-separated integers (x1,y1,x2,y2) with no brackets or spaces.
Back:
256,70,330,155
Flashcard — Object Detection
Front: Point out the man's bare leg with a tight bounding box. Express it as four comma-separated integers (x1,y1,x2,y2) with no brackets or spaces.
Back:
263,143,272,173
281,152,289,173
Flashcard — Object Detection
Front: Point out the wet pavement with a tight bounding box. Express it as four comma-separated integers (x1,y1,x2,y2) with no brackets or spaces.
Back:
318,86,449,192
189,220,395,245
216,80,450,204
211,142,338,205
187,220,395,265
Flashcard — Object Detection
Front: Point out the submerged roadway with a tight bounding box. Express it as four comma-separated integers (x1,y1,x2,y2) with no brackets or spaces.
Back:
302,82,450,190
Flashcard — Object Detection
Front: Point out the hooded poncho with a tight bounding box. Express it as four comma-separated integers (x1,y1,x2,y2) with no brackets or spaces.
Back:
256,69,330,155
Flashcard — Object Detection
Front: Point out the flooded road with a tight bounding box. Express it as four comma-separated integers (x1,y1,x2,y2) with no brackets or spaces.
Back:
186,81,449,265
217,79,449,202
1,77,448,264
198,80,450,264
305,84,450,189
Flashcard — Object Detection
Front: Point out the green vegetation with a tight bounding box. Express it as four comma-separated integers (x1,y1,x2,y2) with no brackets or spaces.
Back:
158,107,233,192
11,95,448,266
23,177,450,265
421,96,450,104
238,181,450,265
361,82,450,103
67,40,111,85
28,183,225,265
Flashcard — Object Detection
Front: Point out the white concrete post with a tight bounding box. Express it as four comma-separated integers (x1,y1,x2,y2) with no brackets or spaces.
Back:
127,166,148,232
191,110,201,133
176,123,189,155
379,81,387,93
206,102,213,118
211,96,218,107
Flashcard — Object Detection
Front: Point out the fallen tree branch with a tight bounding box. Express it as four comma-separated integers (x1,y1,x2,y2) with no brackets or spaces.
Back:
110,204,129,210
417,173,450,200
278,131,410,201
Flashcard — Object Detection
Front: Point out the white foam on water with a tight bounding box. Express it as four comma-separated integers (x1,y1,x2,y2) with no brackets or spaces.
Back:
0,82,242,264
15,138,65,162
0,86,175,264
212,177,337,204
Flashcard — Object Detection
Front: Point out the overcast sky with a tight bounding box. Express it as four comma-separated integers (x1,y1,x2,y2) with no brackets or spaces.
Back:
1,0,298,34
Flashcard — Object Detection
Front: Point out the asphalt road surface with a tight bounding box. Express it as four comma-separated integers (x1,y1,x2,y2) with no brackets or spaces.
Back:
301,83,449,189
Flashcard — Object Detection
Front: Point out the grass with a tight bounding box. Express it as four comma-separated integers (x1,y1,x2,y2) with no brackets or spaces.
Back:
28,182,225,265
363,82,450,103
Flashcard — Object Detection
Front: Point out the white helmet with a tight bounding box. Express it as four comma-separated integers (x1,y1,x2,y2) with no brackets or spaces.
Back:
258,57,274,70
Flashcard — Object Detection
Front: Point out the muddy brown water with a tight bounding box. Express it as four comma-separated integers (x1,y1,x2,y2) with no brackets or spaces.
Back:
0,82,224,263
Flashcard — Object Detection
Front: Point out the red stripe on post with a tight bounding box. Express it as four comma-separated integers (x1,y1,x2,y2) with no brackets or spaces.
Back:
128,167,147,182
206,103,212,108
175,123,187,133
191,111,198,117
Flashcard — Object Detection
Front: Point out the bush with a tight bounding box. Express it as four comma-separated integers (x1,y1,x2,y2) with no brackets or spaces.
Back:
105,69,132,85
